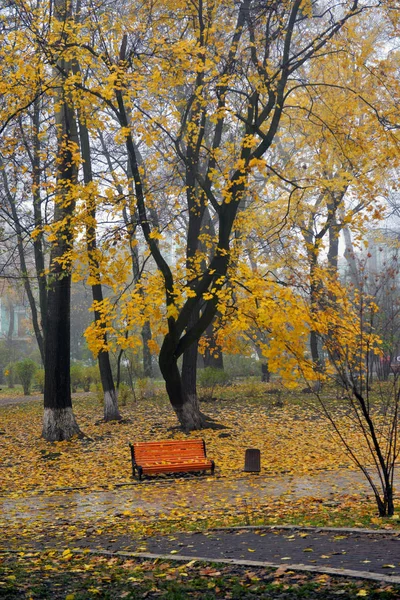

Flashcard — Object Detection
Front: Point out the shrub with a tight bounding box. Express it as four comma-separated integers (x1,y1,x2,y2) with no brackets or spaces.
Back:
34,368,45,393
136,377,155,400
118,382,134,406
4,362,16,388
224,355,261,379
198,367,230,401
70,364,83,393
81,365,99,392
15,359,37,395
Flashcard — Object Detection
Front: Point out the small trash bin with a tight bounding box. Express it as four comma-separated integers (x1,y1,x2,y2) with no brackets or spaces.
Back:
244,448,261,472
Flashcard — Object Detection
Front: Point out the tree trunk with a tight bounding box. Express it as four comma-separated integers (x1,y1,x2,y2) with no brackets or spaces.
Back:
343,225,360,288
42,0,81,441
308,247,324,370
182,330,199,405
6,299,15,384
97,333,121,421
102,378,120,421
254,344,270,382
328,222,339,273
43,273,81,441
309,330,320,367
261,362,270,383
31,98,48,356
159,334,205,431
376,483,394,517
141,320,153,378
76,104,121,422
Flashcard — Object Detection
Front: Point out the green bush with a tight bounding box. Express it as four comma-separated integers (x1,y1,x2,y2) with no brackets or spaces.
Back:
4,362,16,388
70,364,83,393
198,367,230,401
15,359,37,395
34,368,45,393
136,377,155,400
118,382,134,406
81,365,100,392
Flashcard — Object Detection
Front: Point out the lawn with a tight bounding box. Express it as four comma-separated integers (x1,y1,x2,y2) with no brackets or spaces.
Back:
0,382,360,495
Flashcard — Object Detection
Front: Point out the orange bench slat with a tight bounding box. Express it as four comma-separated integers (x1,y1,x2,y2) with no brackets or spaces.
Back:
136,455,204,460
140,460,212,467
134,441,204,447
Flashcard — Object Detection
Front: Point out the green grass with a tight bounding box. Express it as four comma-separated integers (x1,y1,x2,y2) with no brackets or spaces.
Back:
0,384,28,397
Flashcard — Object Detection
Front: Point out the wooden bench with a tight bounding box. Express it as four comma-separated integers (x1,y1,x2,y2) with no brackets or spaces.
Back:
129,439,215,480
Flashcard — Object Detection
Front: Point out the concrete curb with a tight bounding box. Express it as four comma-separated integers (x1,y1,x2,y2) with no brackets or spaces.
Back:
209,525,400,535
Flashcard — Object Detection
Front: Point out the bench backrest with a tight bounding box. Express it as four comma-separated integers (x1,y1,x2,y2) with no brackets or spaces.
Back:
132,439,207,463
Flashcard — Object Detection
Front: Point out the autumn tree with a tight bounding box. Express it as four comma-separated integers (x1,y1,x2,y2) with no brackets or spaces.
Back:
74,98,122,422
1,0,86,439
57,0,383,430
39,0,83,440
0,0,124,427
0,0,83,439
248,10,400,375
308,273,400,517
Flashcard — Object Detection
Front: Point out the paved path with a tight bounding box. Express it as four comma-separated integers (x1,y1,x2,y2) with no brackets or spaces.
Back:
0,469,389,523
0,391,92,407
106,527,400,584
0,393,42,406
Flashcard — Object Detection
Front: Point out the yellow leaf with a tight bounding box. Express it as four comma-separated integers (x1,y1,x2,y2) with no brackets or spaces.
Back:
185,560,197,567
